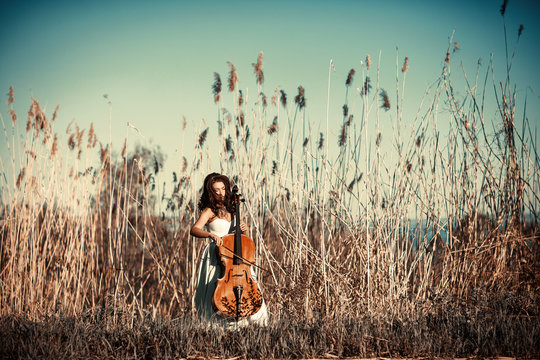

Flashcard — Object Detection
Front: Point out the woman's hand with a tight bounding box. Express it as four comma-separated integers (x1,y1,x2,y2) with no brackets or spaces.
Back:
240,221,248,234
210,233,223,246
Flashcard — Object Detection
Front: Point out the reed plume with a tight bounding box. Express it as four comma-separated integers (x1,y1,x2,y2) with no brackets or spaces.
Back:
181,156,188,172
8,109,16,125
76,127,84,150
253,51,264,85
342,104,348,117
16,168,25,188
51,105,59,122
346,69,355,86
99,143,108,164
366,54,372,69
318,132,324,150
380,89,390,111
401,56,409,72
68,134,76,150
361,76,371,96
66,119,73,134
225,135,232,153
348,177,356,192
268,116,278,135
212,72,222,103
271,160,277,175
198,127,209,147
339,116,351,146
294,86,306,109
237,111,245,126
243,126,250,145
7,85,14,105
260,92,267,108
500,0,508,15
280,90,287,107
88,123,95,148
518,24,524,37
227,62,238,92
238,90,243,106
50,134,58,158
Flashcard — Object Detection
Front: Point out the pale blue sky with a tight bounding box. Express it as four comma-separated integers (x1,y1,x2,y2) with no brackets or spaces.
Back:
1,0,539,187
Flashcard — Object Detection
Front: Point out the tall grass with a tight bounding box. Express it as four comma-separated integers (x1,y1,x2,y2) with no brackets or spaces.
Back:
0,10,538,357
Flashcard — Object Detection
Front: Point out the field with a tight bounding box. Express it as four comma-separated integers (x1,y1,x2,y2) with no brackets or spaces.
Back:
1,19,539,359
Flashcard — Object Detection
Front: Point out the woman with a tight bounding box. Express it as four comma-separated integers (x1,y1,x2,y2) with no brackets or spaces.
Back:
190,172,268,327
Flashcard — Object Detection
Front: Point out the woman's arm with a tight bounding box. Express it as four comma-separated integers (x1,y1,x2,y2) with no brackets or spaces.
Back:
190,208,222,245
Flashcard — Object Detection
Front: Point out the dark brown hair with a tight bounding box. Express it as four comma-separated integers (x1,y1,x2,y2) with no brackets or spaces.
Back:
198,173,235,216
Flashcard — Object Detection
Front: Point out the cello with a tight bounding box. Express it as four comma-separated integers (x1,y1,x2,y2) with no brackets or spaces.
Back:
212,185,263,319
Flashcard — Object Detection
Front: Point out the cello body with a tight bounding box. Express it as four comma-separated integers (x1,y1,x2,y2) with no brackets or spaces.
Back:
212,186,263,319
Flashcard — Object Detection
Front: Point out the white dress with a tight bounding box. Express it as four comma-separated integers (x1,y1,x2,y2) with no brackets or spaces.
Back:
194,218,268,327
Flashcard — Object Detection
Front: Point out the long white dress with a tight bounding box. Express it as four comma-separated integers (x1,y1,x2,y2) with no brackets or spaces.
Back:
194,218,268,327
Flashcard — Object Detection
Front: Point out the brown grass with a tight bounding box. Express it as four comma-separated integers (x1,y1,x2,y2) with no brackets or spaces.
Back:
0,12,538,357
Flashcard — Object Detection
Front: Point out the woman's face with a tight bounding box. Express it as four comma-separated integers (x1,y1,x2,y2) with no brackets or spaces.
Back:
211,181,226,203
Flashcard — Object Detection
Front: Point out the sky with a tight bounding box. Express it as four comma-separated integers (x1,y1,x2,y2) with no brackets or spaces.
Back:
1,0,539,195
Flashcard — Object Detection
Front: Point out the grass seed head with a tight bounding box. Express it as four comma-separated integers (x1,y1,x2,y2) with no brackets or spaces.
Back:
68,134,76,150
401,56,409,72
50,134,58,158
280,90,287,107
88,123,95,148
16,168,25,188
237,111,245,126
212,72,222,103
182,156,188,172
366,54,372,69
238,89,243,106
500,0,508,16
198,128,209,148
294,86,306,109
268,116,278,135
253,51,264,85
339,120,349,147
76,127,84,150
225,135,232,152
7,85,14,105
51,105,59,122
380,89,390,111
361,76,371,96
272,87,279,106
8,109,17,125
227,62,238,92
346,69,355,86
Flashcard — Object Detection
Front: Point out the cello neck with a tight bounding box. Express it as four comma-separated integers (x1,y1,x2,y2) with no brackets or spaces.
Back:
232,185,243,265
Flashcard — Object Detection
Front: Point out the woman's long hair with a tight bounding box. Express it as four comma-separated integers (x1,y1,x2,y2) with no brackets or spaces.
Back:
198,173,235,216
